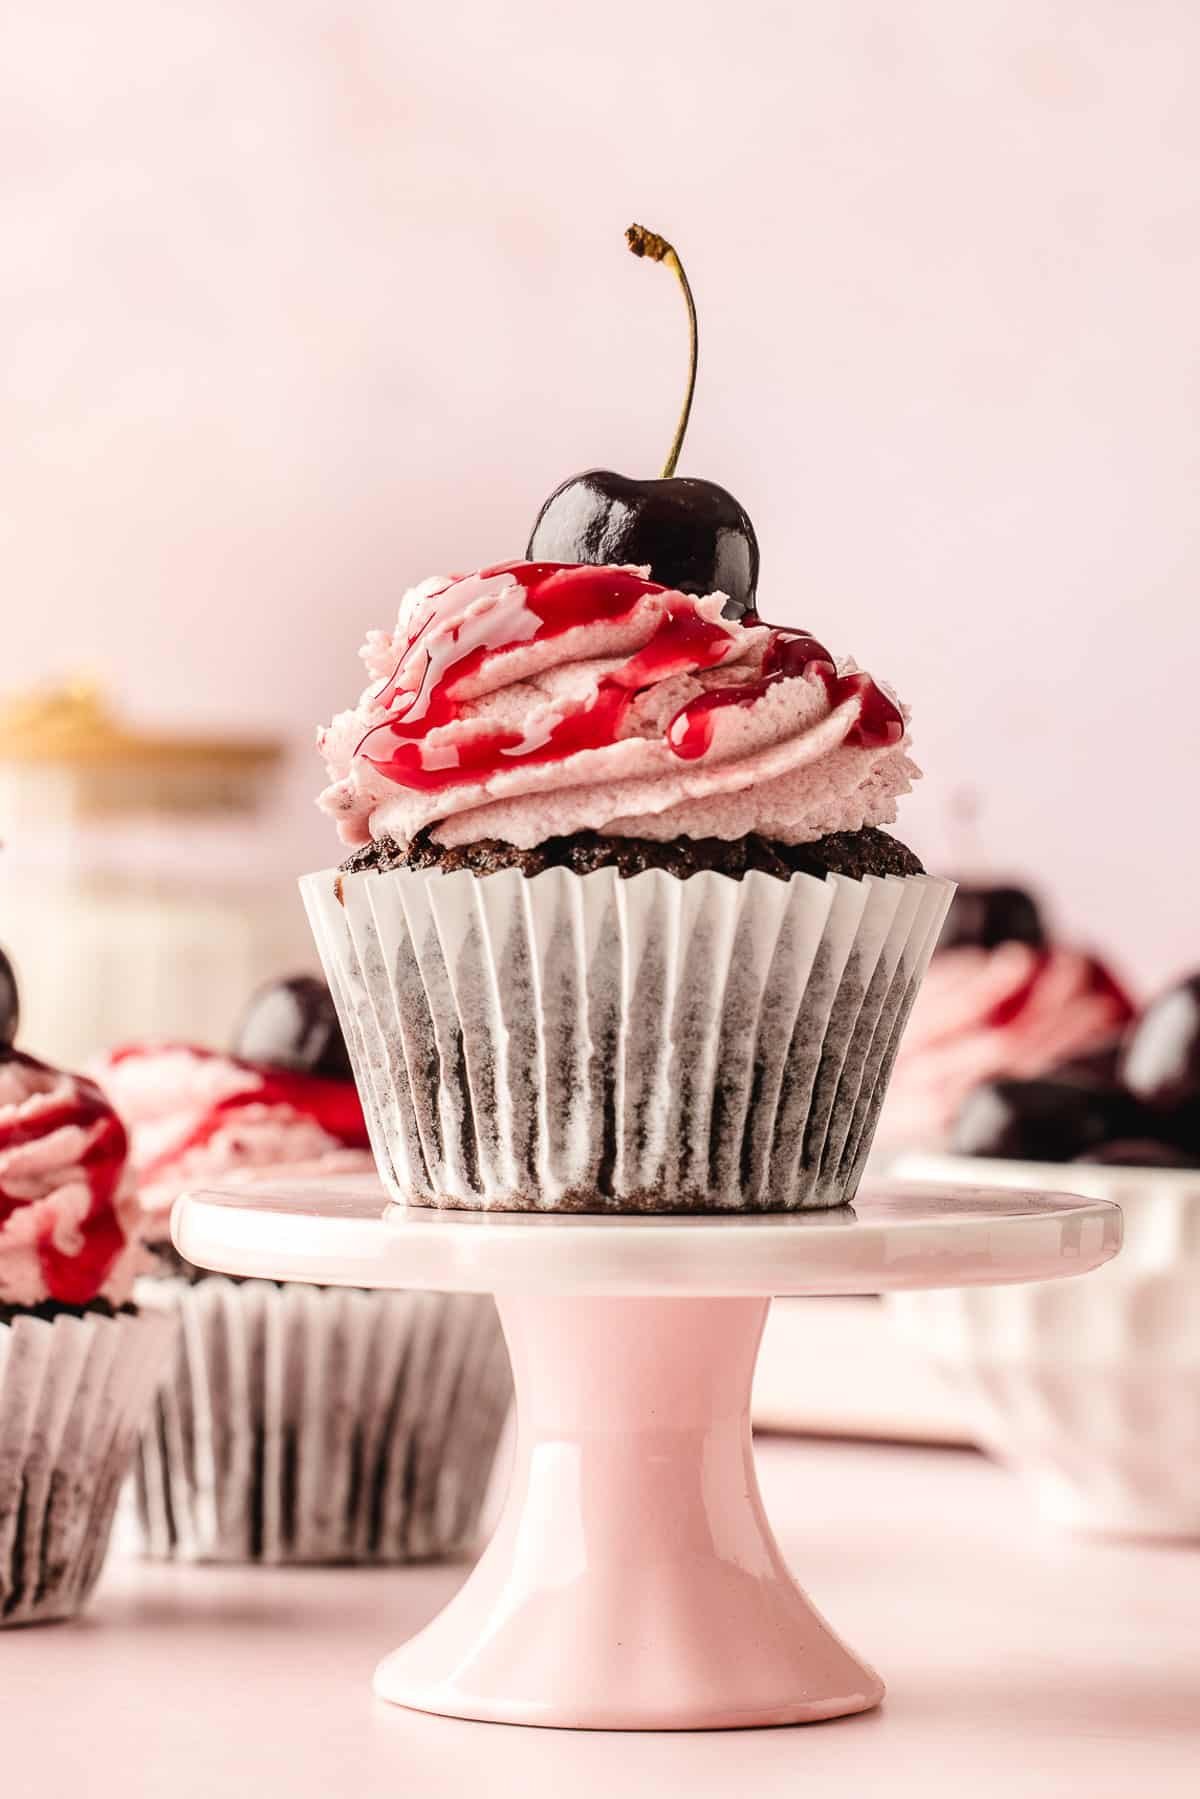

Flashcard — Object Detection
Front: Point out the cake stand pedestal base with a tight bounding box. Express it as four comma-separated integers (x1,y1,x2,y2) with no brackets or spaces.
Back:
374,1294,881,1730
173,1176,1121,1732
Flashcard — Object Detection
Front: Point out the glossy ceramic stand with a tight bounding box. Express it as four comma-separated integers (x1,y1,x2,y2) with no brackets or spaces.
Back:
174,1177,1120,1732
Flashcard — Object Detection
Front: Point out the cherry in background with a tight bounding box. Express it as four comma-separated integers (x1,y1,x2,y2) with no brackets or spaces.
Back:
937,885,1046,953
233,975,352,1082
1120,973,1200,1150
1121,973,1200,1112
951,1077,1140,1164
951,968,1200,1166
0,947,18,1051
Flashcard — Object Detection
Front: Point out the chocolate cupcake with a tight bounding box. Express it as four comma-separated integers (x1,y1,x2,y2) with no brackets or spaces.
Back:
305,229,952,1214
94,984,511,1565
306,559,952,1214
0,955,173,1624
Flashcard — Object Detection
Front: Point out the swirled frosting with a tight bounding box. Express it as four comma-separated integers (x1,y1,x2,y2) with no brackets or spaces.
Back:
876,944,1136,1152
0,1050,145,1307
317,562,919,850
94,1044,372,1238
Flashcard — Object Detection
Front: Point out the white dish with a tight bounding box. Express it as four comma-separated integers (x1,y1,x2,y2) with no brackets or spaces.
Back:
889,1153,1200,1538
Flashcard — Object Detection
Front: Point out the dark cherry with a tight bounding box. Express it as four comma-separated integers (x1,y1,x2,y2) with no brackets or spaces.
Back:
937,885,1046,953
1120,973,1200,1119
1048,1040,1126,1089
527,226,759,622
232,976,352,1081
1078,1139,1200,1169
0,946,17,1050
526,471,759,621
951,1077,1139,1163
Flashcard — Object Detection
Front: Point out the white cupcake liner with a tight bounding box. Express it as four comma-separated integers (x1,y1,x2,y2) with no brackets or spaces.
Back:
303,864,953,1212
133,1277,511,1564
0,1306,176,1625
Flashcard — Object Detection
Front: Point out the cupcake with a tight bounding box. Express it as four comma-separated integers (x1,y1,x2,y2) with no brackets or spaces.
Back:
305,229,953,1216
0,949,173,1625
95,977,376,1274
94,975,511,1565
875,882,1135,1156
949,969,1199,1168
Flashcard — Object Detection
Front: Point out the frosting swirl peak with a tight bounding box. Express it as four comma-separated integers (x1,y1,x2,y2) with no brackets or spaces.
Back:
0,1051,145,1307
318,562,918,851
94,1044,373,1239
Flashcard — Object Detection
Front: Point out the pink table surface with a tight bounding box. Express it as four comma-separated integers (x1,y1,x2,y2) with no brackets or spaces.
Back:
8,1436,1199,1798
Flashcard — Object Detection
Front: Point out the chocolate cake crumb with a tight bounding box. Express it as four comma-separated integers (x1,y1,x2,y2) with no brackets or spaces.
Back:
0,1296,137,1326
339,826,923,884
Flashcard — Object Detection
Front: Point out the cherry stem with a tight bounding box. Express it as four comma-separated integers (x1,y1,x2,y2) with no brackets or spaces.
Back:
626,224,697,480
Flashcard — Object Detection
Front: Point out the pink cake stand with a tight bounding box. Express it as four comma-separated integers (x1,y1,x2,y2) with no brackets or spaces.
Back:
174,1176,1120,1732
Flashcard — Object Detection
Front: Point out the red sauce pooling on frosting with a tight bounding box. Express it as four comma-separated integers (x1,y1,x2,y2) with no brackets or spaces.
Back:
130,1049,370,1185
0,1052,129,1304
982,954,1136,1033
356,567,903,793
667,630,904,762
360,562,735,792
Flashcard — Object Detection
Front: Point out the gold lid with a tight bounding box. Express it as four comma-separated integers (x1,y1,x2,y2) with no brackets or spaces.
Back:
0,681,285,818
0,681,283,774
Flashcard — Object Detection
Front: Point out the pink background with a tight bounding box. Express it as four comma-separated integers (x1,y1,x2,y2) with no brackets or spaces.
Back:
3,1,1197,991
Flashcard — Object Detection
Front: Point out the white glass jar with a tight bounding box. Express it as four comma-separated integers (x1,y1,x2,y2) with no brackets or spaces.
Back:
0,684,313,1067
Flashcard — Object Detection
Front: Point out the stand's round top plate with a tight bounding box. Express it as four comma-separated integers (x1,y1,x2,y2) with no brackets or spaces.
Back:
172,1175,1121,1297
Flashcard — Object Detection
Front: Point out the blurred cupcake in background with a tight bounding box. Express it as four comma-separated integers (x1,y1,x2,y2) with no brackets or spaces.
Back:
0,947,173,1625
948,968,1199,1168
96,977,373,1275
94,976,512,1567
874,879,1134,1157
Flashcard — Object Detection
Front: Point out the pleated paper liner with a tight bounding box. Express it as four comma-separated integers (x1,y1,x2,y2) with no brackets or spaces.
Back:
0,1306,176,1625
134,1279,511,1564
303,863,954,1212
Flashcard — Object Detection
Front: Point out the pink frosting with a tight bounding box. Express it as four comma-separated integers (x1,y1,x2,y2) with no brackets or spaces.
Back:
317,563,919,849
94,1044,373,1237
0,1052,146,1308
876,945,1136,1152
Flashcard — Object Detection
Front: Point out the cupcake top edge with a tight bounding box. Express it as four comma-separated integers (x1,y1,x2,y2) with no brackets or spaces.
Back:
316,562,919,856
0,1048,148,1310
333,824,929,887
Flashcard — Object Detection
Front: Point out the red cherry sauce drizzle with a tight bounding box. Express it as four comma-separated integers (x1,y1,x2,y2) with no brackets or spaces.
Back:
667,629,904,761
0,1052,129,1304
358,563,736,792
982,955,1136,1033
129,1047,370,1187
356,567,903,793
